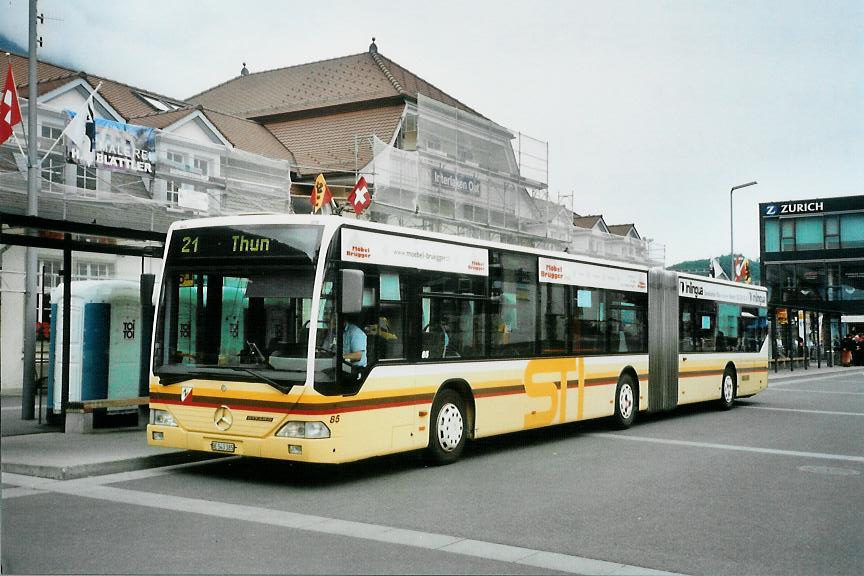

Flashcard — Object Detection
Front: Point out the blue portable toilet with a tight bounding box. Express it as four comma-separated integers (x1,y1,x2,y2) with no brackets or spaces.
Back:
48,280,141,414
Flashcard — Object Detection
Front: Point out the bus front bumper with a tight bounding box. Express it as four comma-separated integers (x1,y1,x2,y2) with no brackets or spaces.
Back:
147,425,345,464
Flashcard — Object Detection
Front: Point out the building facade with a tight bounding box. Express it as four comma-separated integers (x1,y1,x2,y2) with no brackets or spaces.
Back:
759,195,864,369
2,44,664,394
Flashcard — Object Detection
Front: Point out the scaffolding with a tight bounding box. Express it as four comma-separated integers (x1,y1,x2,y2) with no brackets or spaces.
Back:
361,95,664,266
0,103,292,233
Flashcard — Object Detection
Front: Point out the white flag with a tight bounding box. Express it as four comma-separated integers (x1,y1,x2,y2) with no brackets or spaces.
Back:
710,258,729,280
66,96,96,166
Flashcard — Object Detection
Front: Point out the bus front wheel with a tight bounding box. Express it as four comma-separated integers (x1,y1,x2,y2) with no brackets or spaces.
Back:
425,389,466,465
613,374,637,429
719,368,735,410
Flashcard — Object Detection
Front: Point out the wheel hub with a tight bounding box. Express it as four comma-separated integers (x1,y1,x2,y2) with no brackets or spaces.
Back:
436,403,464,452
620,384,634,419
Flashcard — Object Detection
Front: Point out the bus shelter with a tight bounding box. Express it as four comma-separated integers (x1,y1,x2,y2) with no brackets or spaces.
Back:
1,212,165,423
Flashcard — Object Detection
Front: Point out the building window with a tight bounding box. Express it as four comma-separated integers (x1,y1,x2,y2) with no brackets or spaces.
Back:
40,124,62,145
794,216,823,251
193,157,209,176
37,259,63,289
41,157,65,192
840,213,864,249
76,166,96,191
840,263,864,301
167,181,181,206
167,151,185,168
73,261,115,281
780,219,795,252
825,216,840,250
764,220,779,252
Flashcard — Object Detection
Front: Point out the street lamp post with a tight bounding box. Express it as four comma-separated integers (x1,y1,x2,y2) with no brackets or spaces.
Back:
730,181,757,280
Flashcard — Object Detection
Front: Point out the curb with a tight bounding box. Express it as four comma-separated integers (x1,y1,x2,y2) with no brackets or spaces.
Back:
1,451,223,481
769,368,863,381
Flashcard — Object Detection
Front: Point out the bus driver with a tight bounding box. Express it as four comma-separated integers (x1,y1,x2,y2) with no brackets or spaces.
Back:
342,315,367,368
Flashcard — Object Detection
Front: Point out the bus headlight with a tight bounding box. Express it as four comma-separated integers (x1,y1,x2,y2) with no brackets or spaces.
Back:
276,421,331,439
150,409,177,427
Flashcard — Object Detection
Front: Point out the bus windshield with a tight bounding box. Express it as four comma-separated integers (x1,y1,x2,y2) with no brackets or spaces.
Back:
152,224,324,392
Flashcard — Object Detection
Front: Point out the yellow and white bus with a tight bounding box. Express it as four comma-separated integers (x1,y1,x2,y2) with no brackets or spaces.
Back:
148,215,769,465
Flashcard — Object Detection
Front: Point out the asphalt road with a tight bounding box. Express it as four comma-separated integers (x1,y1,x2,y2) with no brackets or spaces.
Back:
3,369,863,575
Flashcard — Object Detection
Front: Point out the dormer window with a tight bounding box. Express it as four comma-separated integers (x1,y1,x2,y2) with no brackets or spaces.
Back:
136,91,180,112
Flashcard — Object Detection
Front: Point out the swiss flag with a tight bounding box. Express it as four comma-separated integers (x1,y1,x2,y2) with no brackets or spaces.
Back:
0,63,23,147
347,176,371,215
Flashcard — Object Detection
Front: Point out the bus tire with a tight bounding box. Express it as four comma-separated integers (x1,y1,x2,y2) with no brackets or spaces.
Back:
719,367,735,410
425,389,466,465
613,374,637,429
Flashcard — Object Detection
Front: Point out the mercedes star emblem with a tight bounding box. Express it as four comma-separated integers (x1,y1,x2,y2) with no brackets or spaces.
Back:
213,405,233,431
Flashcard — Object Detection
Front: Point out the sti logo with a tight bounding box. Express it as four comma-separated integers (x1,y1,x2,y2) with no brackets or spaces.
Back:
765,205,778,216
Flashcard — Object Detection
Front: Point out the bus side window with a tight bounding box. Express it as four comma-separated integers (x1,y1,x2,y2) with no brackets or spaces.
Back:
376,271,406,360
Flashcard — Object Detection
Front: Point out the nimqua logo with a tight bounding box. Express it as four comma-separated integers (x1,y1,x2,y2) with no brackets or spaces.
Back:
680,280,704,297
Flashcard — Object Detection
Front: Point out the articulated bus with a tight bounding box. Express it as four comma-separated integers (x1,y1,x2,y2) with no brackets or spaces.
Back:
148,215,769,465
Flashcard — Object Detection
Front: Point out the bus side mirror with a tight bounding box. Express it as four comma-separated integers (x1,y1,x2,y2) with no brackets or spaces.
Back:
341,269,364,315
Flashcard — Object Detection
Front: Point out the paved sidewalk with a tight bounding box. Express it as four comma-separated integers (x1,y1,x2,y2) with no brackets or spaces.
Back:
0,429,216,480
1,395,217,480
768,363,861,380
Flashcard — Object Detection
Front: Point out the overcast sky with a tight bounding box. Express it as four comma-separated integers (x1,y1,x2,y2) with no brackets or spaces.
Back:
2,0,862,265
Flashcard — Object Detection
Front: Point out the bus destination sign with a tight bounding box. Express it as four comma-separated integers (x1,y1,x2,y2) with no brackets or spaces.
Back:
167,225,322,261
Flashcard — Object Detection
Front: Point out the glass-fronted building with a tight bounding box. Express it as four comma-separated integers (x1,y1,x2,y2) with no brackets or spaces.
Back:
760,195,864,370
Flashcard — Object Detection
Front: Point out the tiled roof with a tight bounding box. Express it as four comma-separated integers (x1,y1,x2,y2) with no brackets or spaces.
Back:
203,109,295,162
573,215,605,229
607,224,640,238
131,107,295,162
188,50,480,119
7,53,294,162
266,105,404,176
6,52,185,121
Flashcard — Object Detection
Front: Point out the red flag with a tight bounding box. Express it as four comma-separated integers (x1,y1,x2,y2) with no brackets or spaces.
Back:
0,63,23,146
347,176,371,215
310,173,332,213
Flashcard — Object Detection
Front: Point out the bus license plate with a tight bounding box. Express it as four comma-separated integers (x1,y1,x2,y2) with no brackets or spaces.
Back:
211,441,236,453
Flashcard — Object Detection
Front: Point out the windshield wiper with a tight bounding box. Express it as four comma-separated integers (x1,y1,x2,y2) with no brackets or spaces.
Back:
155,365,297,393
154,368,212,385
228,367,293,394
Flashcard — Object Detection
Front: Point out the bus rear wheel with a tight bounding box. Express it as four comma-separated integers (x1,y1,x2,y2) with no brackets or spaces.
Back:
719,368,735,410
613,374,637,429
425,389,466,465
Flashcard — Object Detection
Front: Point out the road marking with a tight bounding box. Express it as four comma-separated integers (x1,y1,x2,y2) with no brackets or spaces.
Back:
770,371,864,387
762,389,864,396
1,487,45,499
1,471,683,576
738,405,864,417
589,433,864,464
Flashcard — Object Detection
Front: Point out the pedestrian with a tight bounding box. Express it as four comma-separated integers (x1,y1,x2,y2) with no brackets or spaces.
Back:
853,333,864,367
840,333,854,367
